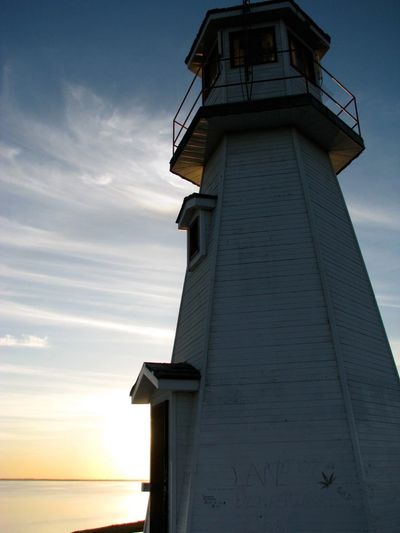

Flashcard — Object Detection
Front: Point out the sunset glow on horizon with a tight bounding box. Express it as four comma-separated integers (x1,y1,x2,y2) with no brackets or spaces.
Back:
1,373,151,480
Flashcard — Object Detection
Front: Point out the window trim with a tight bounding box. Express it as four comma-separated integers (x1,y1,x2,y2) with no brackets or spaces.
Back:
188,216,200,261
288,31,316,83
229,26,278,69
176,193,217,271
186,212,207,271
203,42,220,100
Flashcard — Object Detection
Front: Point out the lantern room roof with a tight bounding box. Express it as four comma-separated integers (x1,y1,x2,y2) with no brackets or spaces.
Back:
186,0,331,73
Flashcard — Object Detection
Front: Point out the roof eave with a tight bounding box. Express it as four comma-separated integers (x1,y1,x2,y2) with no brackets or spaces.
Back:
130,362,201,404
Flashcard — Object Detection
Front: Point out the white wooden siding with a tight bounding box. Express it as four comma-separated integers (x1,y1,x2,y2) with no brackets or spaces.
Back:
171,143,223,368
169,128,399,533
299,132,400,532
182,130,367,533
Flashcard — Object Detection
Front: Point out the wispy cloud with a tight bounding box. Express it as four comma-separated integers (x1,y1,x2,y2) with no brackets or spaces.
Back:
389,339,400,372
378,299,400,310
375,288,400,309
0,215,182,267
348,202,400,231
0,300,174,341
0,141,20,160
0,334,49,348
0,262,179,305
0,362,131,385
0,82,193,215
0,363,146,436
0,81,193,364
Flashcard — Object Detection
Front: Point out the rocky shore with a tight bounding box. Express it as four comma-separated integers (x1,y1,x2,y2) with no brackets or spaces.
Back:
71,520,144,533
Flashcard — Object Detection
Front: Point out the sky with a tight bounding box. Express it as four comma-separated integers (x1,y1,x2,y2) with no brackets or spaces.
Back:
0,0,399,480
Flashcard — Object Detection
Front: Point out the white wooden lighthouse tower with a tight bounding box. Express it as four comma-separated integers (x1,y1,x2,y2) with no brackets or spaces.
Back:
131,2,400,532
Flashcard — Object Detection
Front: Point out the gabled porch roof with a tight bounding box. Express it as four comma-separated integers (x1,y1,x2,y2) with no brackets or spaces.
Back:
130,362,201,404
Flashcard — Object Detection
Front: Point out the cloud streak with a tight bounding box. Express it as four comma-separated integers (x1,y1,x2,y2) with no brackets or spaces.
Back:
0,334,49,348
348,202,400,231
0,215,183,273
0,82,193,215
0,300,174,341
0,82,192,362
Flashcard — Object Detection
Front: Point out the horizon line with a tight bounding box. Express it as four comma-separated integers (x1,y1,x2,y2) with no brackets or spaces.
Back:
0,477,148,482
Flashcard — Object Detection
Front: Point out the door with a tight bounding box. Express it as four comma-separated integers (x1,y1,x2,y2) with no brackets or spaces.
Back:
150,400,169,533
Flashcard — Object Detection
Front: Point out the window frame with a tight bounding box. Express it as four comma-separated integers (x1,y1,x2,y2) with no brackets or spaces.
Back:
288,31,316,83
229,26,278,69
188,216,200,261
203,42,220,99
176,193,217,271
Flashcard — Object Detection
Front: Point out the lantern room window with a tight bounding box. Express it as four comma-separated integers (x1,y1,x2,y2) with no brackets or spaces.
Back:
203,43,220,99
288,32,316,83
230,27,277,68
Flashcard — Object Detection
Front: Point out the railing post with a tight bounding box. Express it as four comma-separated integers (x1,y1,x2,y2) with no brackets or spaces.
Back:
353,97,361,136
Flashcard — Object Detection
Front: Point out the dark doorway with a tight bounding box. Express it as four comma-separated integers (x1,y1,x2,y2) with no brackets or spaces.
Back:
150,401,169,533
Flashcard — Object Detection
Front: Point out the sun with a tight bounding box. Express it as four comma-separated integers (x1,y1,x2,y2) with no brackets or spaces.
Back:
100,391,150,480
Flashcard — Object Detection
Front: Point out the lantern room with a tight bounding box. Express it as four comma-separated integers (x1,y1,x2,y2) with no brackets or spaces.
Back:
171,0,364,185
187,0,329,106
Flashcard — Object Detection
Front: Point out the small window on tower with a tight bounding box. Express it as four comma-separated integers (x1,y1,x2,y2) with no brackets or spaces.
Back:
230,27,277,68
188,217,200,260
288,32,316,83
176,193,217,271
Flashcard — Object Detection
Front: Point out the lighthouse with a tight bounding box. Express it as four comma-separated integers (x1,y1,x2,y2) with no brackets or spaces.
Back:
130,2,400,532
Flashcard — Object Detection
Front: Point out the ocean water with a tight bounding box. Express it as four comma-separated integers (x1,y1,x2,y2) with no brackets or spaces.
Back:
0,480,148,533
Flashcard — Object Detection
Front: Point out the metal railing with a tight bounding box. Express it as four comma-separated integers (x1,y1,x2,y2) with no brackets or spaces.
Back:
172,49,361,154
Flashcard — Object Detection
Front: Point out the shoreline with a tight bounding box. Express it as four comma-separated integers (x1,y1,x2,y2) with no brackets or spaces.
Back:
71,521,144,533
